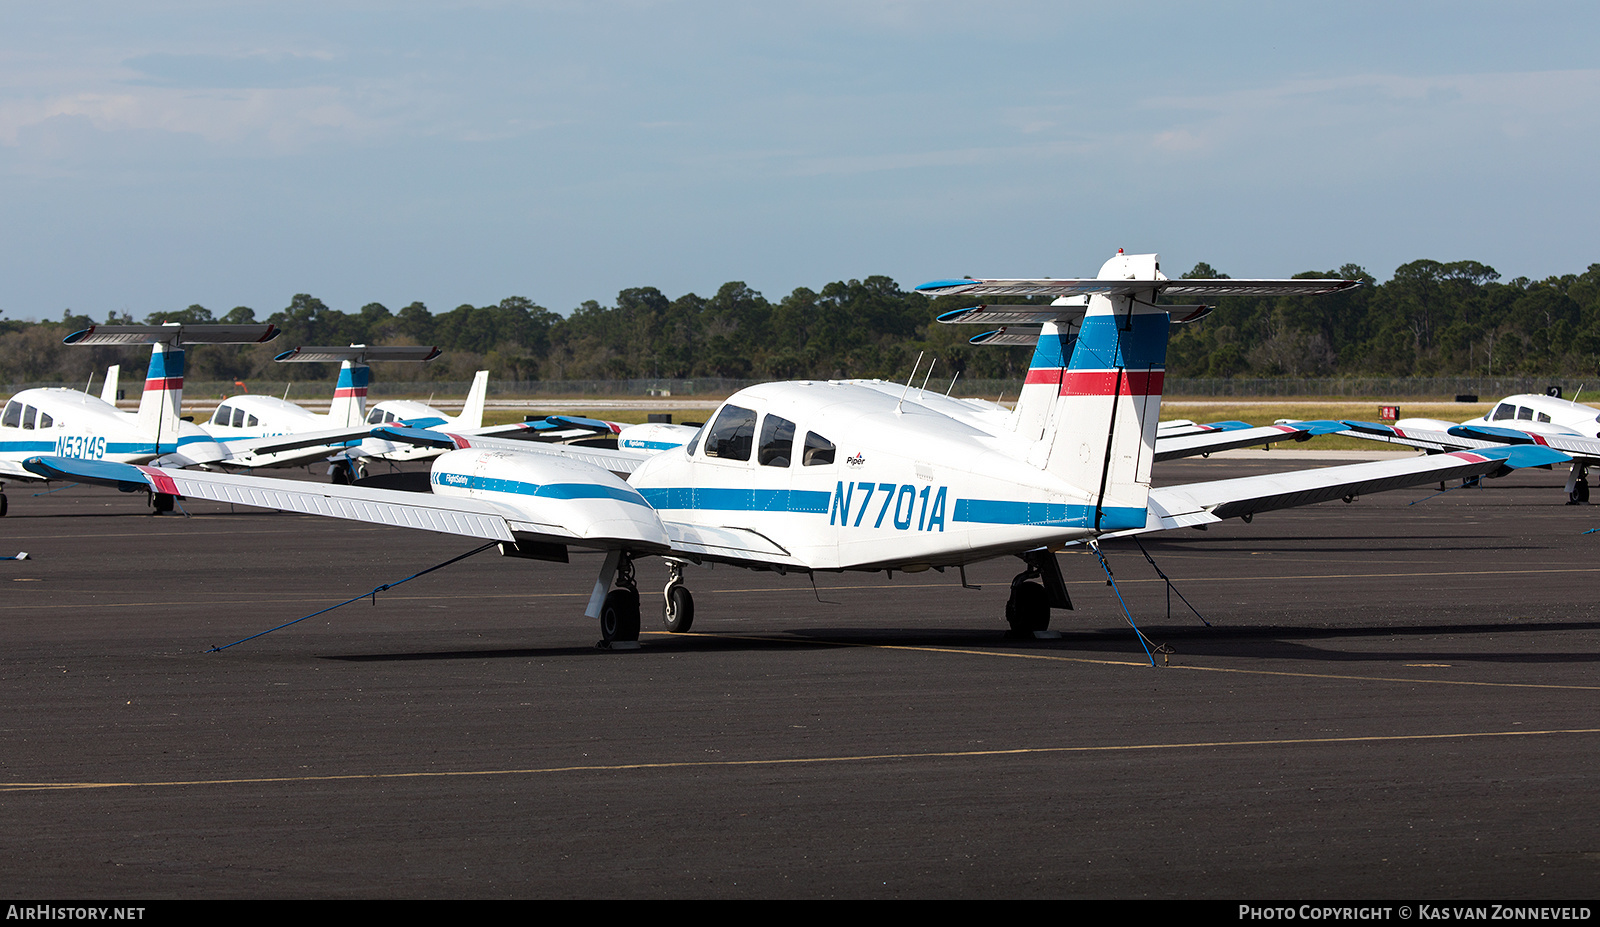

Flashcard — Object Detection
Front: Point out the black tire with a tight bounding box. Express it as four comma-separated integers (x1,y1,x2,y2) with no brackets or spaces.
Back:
1005,581,1050,634
1580,481,1592,504
0,493,7,517
330,462,353,485
600,589,641,642
663,585,695,633
151,493,175,515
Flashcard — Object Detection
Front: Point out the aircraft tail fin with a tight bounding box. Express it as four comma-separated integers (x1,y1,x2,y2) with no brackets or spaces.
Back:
136,344,185,454
99,365,120,405
327,361,371,428
1015,252,1169,531
460,371,489,429
274,344,442,428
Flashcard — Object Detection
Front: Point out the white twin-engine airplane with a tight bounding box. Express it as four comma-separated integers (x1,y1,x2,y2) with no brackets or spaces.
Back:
1329,392,1600,503
202,344,444,482
0,323,281,516
25,252,1569,644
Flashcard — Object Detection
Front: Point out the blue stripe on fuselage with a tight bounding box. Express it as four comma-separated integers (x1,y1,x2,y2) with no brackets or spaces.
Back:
431,472,651,507
952,498,1147,531
638,486,833,514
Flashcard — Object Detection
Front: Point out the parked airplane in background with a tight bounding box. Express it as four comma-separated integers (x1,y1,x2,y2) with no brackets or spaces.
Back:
27,252,1565,647
1,323,280,514
204,344,442,481
1330,392,1600,502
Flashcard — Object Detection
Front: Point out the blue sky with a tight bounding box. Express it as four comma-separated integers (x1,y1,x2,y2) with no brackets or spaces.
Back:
2,1,1596,323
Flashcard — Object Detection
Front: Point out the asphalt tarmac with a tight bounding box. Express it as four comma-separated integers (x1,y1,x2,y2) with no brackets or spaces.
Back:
1,455,1597,899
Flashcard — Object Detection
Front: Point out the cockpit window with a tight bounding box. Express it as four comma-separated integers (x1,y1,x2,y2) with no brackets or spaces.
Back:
1517,406,1533,421
20,405,37,430
213,404,233,426
232,407,247,428
704,404,757,461
1,402,19,429
1492,403,1514,421
758,415,795,467
685,425,703,456
803,431,836,466
367,407,385,425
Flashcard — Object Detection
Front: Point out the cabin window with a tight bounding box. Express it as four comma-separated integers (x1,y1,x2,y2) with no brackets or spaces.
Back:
1,402,19,429
1492,403,1514,421
1517,406,1533,421
213,404,233,426
758,415,796,467
1538,412,1552,423
36,411,52,429
803,431,836,466
704,404,757,461
246,414,258,427
20,405,37,429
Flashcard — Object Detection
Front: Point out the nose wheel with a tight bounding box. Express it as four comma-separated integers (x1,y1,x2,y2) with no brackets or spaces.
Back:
662,562,695,633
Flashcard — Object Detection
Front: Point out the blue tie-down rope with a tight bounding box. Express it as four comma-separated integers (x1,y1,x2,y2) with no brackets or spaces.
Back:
1409,475,1482,506
1090,542,1158,667
208,541,499,652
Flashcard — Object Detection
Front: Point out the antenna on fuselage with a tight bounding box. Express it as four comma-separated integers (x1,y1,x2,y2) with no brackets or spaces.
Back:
920,357,937,393
282,383,292,402
85,370,95,396
946,370,960,397
897,352,925,413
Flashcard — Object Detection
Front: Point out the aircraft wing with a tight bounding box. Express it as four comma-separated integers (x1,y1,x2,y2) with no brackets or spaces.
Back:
1127,446,1570,534
22,456,672,552
1335,420,1600,462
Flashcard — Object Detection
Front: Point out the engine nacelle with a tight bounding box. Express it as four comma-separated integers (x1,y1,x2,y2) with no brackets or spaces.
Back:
429,447,670,549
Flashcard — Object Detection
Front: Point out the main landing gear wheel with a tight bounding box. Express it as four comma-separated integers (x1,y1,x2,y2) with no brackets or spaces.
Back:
1569,469,1590,505
1005,581,1050,635
330,459,367,485
600,589,641,643
0,492,7,517
149,493,175,515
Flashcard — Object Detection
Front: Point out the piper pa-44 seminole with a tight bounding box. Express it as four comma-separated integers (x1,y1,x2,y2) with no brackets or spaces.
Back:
1330,392,1600,503
0,322,281,515
25,252,1568,645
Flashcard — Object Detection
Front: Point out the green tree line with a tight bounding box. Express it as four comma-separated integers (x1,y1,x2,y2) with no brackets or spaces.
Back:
4,260,1599,387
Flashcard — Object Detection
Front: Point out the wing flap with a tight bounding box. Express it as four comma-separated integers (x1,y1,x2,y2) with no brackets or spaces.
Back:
1142,447,1568,530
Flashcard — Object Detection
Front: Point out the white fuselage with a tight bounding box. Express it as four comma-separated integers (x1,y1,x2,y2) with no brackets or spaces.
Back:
620,381,1102,572
1,388,223,478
